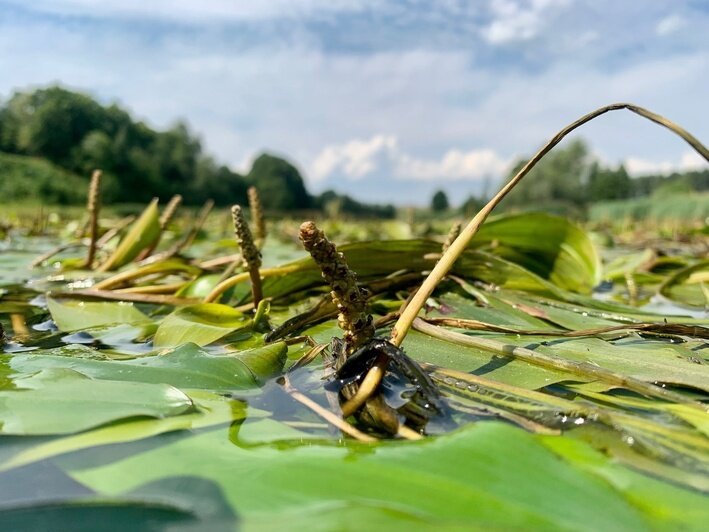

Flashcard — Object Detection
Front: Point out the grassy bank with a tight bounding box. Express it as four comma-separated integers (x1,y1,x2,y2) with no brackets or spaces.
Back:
589,192,709,223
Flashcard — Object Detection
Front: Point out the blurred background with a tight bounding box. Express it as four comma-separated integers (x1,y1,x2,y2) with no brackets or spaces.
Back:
0,0,707,220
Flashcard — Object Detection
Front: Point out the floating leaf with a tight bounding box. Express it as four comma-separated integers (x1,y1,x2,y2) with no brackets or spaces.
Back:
47,297,151,332
0,369,193,435
8,342,287,390
153,303,250,348
98,199,161,271
66,422,709,530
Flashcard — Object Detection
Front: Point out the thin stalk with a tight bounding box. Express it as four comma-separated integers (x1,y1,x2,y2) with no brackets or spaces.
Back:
96,216,136,247
248,186,267,246
278,376,376,442
357,103,709,411
392,103,709,346
84,169,102,269
202,264,307,303
53,289,200,306
92,261,198,291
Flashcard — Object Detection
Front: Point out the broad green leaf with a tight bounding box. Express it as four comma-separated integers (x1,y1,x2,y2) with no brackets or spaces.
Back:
153,303,250,348
66,422,709,530
47,297,151,332
0,369,193,435
660,260,709,308
98,199,161,271
0,391,257,472
8,342,287,390
472,213,601,294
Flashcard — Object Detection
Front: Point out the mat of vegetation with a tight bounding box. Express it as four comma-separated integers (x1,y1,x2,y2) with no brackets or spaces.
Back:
0,197,708,531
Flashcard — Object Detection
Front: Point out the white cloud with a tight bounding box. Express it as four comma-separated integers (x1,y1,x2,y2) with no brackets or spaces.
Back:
656,14,685,36
482,0,569,44
624,150,707,176
310,135,511,183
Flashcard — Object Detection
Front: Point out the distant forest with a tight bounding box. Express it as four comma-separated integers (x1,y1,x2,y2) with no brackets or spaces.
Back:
0,86,706,217
0,86,395,217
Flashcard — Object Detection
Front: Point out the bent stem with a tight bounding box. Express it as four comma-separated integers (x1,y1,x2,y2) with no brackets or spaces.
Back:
352,102,709,412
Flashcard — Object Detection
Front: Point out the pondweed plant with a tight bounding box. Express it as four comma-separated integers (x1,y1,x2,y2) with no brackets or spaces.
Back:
2,103,709,529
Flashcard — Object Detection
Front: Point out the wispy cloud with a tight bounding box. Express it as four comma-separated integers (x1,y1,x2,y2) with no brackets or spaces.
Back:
656,14,686,36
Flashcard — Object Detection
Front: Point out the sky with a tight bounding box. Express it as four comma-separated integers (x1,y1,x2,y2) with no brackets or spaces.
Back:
0,0,707,205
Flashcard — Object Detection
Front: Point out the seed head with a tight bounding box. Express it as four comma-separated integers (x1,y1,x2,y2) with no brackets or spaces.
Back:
299,221,374,352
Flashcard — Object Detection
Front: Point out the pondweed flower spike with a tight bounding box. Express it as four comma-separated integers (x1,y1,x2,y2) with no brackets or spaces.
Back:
349,102,709,416
299,221,374,354
232,205,263,306
247,186,267,246
84,169,102,269
442,221,462,252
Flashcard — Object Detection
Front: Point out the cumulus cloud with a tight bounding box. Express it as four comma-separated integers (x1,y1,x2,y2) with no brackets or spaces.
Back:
482,0,570,44
624,150,707,176
310,135,510,183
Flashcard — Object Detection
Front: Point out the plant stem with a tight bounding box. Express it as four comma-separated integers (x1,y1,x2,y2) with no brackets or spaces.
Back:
84,169,102,269
391,103,709,347
352,103,709,412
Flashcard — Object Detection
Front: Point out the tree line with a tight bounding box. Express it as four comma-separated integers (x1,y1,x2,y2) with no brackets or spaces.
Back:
0,86,395,217
430,139,707,216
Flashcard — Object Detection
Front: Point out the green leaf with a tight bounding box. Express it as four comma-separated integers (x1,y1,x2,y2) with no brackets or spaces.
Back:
660,260,709,308
98,199,161,271
66,422,709,530
472,213,601,294
153,303,250,348
0,390,255,471
8,342,288,390
0,369,193,435
47,297,151,332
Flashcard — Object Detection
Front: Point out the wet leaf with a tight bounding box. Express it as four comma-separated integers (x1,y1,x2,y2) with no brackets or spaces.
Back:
47,297,151,332
8,342,288,390
66,422,709,530
0,369,193,435
153,303,250,348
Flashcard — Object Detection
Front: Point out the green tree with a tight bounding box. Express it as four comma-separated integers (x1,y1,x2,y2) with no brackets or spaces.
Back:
503,139,589,209
587,163,632,201
247,154,312,210
431,190,449,212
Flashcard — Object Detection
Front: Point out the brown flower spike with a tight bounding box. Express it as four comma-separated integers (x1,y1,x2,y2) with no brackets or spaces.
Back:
299,221,374,353
247,186,266,245
232,205,263,305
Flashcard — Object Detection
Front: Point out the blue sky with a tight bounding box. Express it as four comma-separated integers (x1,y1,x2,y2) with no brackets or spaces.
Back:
0,0,707,205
